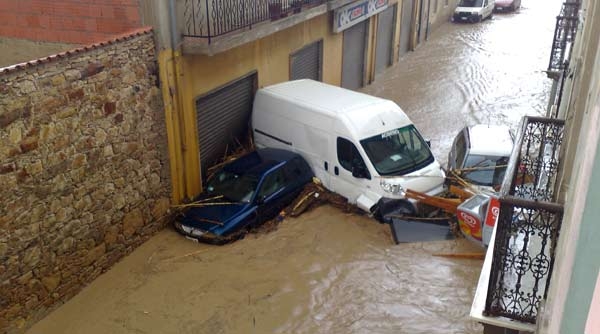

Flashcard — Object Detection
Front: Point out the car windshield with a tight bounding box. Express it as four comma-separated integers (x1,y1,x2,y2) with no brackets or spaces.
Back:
458,0,483,7
462,154,509,187
360,125,434,175
205,170,259,203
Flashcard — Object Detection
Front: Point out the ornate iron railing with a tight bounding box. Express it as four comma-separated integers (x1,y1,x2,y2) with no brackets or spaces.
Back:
548,2,580,73
484,117,565,324
183,0,326,43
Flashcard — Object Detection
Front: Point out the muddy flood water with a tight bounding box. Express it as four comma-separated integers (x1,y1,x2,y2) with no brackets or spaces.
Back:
26,0,561,333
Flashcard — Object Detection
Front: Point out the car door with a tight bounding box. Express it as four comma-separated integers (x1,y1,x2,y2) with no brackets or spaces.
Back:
255,167,289,223
484,0,493,17
330,137,371,204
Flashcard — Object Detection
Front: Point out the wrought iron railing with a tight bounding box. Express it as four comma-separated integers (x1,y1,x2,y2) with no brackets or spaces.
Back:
548,2,580,73
484,117,565,324
183,0,326,43
550,68,569,118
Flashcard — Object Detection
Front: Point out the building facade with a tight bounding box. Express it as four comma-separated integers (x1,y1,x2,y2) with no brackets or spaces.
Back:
146,0,459,202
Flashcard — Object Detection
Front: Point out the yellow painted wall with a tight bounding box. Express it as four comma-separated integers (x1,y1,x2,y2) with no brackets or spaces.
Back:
177,13,343,199
367,0,401,83
160,6,408,201
393,1,403,62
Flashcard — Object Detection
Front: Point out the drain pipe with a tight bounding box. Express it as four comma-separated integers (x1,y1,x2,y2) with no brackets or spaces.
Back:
167,0,180,49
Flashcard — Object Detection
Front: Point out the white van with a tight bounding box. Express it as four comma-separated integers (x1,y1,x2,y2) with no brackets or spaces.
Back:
453,0,495,23
252,79,446,219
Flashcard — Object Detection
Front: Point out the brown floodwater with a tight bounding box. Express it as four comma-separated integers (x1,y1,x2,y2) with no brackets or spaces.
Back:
26,0,561,333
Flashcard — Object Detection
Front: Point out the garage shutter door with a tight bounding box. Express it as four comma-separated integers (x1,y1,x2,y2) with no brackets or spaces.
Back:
195,73,256,173
399,0,414,56
290,40,322,81
375,6,396,76
342,20,367,90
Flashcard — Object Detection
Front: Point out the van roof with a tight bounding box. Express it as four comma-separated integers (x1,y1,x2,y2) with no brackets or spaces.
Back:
257,80,412,139
259,79,389,115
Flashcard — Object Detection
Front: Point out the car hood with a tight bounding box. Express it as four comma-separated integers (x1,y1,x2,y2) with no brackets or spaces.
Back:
455,6,483,13
178,202,248,234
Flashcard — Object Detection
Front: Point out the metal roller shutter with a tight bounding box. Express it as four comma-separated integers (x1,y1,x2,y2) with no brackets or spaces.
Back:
418,0,430,43
290,40,323,81
375,6,396,76
342,20,367,90
195,73,256,173
399,0,414,56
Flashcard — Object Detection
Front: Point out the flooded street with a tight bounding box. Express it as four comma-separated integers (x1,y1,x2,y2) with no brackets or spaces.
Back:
363,0,562,165
26,1,560,333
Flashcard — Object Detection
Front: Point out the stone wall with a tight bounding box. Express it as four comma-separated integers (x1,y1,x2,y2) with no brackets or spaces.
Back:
0,29,171,333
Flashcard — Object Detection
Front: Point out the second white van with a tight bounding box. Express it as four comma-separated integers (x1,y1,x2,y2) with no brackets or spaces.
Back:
252,80,446,220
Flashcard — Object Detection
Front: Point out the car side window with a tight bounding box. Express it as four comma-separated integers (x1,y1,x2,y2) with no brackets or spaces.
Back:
337,137,370,178
337,137,361,171
455,131,467,167
257,169,286,199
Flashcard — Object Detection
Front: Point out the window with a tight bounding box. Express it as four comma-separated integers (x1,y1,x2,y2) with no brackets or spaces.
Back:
337,137,370,178
258,169,286,199
360,125,434,175
206,170,259,203
462,155,510,187
454,131,467,168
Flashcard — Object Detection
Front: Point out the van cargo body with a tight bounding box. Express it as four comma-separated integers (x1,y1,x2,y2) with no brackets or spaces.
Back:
252,80,445,219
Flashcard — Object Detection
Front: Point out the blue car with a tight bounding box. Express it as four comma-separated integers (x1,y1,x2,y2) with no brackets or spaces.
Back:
174,148,314,244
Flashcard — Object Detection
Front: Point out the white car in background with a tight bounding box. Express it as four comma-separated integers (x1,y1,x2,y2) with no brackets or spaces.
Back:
494,0,521,12
447,124,514,193
453,0,495,23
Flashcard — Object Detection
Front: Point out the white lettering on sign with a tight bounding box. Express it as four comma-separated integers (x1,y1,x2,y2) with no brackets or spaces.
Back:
460,212,478,228
333,0,390,33
381,129,399,138
491,206,499,220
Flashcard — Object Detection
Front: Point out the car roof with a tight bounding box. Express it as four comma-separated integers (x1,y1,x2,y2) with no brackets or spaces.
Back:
467,125,514,157
222,148,301,175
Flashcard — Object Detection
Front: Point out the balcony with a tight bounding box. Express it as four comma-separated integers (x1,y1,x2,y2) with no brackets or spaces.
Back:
471,117,565,332
181,0,327,55
547,2,580,77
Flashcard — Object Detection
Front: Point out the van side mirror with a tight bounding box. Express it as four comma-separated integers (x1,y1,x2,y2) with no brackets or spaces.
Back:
426,140,431,147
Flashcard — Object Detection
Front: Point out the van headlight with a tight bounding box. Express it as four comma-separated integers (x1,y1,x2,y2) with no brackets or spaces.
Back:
380,179,405,195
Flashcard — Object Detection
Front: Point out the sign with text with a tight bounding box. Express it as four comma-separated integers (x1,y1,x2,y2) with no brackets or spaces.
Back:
333,0,389,33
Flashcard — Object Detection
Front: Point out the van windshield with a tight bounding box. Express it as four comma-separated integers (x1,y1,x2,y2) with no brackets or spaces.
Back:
360,125,435,176
458,0,483,7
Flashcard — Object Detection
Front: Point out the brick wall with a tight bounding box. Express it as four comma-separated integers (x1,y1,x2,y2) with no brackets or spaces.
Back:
0,29,171,333
0,0,142,44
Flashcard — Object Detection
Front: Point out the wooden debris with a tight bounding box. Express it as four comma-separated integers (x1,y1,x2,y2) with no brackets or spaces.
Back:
448,185,475,201
405,189,461,214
